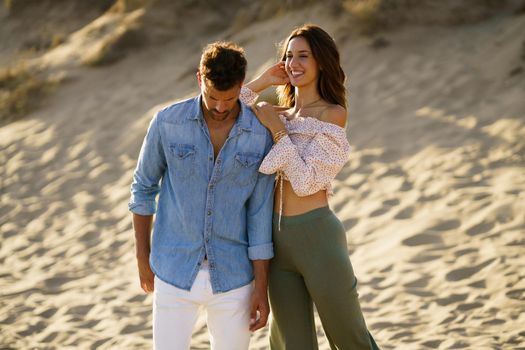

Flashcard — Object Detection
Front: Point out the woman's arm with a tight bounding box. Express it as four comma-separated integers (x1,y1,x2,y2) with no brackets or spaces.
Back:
244,62,289,94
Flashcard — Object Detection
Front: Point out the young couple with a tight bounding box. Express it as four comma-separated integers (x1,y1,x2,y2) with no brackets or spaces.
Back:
129,24,380,350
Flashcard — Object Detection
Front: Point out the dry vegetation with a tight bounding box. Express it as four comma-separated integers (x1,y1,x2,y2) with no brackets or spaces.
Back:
0,64,57,126
341,0,516,34
0,0,521,124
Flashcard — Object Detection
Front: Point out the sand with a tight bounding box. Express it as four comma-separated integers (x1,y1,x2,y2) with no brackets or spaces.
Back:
1,4,524,350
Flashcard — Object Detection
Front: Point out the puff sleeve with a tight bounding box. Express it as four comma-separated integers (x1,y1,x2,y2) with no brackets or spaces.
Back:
239,86,259,105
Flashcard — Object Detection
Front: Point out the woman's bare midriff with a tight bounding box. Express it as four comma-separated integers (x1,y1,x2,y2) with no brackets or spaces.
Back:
274,179,328,216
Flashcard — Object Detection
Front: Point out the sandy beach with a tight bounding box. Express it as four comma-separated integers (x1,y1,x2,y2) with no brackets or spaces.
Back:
1,1,524,349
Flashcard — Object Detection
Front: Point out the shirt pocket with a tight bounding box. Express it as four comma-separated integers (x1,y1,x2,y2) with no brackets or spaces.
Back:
168,143,196,179
231,152,262,187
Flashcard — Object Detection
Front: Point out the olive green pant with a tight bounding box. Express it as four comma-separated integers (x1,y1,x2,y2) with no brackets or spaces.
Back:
269,207,380,350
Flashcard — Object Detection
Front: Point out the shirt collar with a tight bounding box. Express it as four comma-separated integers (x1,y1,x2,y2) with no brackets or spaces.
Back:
189,94,253,133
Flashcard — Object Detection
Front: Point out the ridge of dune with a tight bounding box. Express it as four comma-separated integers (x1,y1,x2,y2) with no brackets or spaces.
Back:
1,2,525,349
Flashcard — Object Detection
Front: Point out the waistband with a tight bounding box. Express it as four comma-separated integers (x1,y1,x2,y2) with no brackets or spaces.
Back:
273,206,331,226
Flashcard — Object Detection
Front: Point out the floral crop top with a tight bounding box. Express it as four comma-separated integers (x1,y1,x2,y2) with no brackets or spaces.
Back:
239,87,351,227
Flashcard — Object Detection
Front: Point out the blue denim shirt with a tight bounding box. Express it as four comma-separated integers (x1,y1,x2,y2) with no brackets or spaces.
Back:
128,95,274,293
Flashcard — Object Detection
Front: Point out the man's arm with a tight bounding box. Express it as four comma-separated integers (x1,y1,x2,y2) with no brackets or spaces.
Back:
133,213,155,293
246,176,273,332
128,112,166,293
245,131,275,331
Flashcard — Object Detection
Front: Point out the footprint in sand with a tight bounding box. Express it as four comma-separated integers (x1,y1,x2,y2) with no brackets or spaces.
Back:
456,302,483,311
383,198,400,206
405,289,435,297
65,304,95,316
360,189,371,199
377,164,405,176
481,318,506,326
399,179,413,191
435,293,468,306
428,219,461,231
445,258,496,281
468,279,486,289
466,221,494,236
390,330,414,340
91,338,112,348
402,232,444,246
80,230,101,248
359,292,377,303
403,275,431,288
394,205,414,219
341,217,359,230
16,320,47,337
127,294,148,303
453,247,478,257
369,198,401,217
120,323,147,335
38,307,58,318
417,192,443,202
379,264,393,273
472,192,491,201
505,288,525,300
421,339,443,348
78,319,101,329
41,331,59,343
444,340,470,349
370,206,390,217
408,254,442,263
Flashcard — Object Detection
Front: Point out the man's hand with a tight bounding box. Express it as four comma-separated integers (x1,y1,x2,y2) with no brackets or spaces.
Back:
132,213,154,293
249,287,270,332
137,256,155,293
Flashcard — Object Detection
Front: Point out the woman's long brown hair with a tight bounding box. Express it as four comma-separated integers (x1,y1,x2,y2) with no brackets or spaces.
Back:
277,24,347,109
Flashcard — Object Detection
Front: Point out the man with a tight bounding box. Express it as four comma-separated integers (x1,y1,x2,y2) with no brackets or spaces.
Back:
128,41,274,350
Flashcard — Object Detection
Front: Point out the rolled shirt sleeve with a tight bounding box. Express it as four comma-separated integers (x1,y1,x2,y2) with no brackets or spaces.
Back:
128,112,166,215
246,137,275,260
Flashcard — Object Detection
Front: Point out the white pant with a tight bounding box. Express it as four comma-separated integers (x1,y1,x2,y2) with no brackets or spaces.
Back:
153,263,253,350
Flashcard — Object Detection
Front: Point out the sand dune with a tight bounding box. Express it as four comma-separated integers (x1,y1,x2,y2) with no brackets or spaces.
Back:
1,3,525,350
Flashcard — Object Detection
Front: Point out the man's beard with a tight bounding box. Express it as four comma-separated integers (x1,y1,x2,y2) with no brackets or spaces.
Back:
204,106,234,122
209,109,231,121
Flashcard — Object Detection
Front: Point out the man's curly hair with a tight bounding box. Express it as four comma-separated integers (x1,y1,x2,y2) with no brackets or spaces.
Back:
199,41,247,91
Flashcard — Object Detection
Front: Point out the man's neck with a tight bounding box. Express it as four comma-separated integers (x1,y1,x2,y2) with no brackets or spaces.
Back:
202,102,240,130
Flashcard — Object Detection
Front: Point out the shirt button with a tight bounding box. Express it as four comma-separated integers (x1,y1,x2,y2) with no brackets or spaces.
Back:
205,237,210,243
207,210,212,216
209,184,214,189
216,159,221,165
209,156,213,161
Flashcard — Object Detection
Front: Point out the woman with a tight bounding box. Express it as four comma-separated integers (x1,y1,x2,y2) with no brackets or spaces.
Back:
240,25,380,349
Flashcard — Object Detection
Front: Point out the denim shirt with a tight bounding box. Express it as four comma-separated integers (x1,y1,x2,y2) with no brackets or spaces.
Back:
128,95,275,294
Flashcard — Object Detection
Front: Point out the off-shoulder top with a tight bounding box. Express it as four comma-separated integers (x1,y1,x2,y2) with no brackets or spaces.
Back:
239,87,351,228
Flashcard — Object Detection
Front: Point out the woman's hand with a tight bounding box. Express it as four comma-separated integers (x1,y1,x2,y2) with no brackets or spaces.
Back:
252,102,286,135
261,61,289,86
245,62,289,93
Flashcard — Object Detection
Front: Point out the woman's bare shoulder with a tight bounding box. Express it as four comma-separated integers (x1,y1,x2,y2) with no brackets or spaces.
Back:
319,104,347,128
